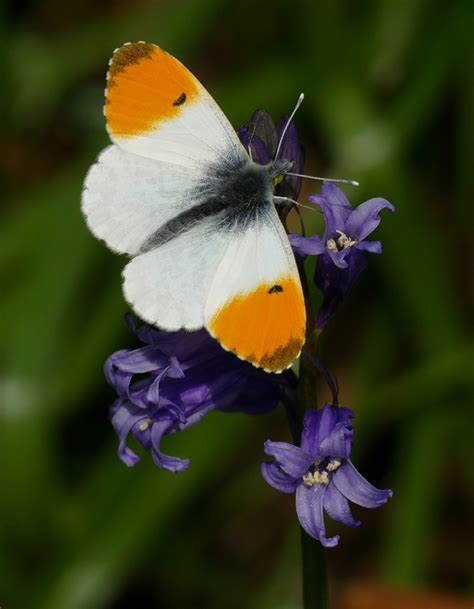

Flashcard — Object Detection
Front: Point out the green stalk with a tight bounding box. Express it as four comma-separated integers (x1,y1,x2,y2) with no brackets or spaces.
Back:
295,257,327,609
301,527,327,609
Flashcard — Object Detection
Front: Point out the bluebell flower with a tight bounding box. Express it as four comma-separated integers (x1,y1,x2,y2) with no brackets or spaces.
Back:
261,404,392,547
106,316,295,473
290,182,395,327
238,109,305,217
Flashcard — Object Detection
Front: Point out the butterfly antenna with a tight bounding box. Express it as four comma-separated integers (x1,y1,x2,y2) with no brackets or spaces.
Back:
274,92,305,161
285,172,359,187
246,121,257,161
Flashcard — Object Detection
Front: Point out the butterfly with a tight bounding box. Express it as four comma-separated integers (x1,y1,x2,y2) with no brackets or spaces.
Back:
82,42,306,373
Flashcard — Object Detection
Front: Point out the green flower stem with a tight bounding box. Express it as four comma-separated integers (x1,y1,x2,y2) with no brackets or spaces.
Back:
295,258,327,609
301,526,327,609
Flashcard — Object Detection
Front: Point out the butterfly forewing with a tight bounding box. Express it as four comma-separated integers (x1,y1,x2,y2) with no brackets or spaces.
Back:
104,42,245,167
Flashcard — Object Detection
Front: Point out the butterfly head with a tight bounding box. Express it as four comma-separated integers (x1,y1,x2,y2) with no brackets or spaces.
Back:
269,158,293,188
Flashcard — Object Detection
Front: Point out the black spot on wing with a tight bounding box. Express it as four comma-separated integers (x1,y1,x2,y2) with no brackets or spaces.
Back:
173,92,186,106
268,284,283,294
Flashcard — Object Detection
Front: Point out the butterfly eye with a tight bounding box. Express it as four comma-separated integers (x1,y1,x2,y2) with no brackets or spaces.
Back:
273,174,285,187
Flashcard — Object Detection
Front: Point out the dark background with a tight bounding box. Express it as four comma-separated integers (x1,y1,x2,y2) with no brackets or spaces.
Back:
1,1,473,608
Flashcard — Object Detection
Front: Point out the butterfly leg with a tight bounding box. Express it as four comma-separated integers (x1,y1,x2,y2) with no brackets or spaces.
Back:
273,196,306,236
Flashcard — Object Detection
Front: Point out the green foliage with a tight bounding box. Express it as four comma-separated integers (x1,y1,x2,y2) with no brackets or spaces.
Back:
1,1,472,607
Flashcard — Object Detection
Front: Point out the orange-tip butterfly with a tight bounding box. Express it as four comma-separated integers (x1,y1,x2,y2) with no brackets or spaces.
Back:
82,42,307,373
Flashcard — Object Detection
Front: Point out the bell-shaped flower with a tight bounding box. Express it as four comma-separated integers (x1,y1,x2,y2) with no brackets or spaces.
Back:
262,404,392,547
290,182,395,327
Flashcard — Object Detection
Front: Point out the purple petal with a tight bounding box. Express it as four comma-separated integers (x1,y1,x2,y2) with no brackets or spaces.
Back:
301,410,325,455
289,234,326,258
238,128,272,164
314,248,369,328
276,116,304,195
309,183,352,237
353,240,382,254
345,197,395,241
296,482,340,547
109,346,169,373
251,136,273,165
264,440,314,478
237,112,275,165
326,247,351,269
229,372,282,415
261,461,298,493
146,367,171,405
167,355,185,379
319,423,353,458
250,109,279,155
110,401,145,467
323,483,360,527
106,368,133,397
301,406,354,458
236,125,250,147
332,461,393,508
158,397,187,424
150,419,190,473
321,181,352,208
318,409,354,458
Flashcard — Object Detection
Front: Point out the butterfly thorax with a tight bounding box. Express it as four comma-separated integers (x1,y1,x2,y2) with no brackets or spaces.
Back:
216,159,293,210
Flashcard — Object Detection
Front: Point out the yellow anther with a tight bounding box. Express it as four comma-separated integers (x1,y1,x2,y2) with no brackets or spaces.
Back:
138,418,152,432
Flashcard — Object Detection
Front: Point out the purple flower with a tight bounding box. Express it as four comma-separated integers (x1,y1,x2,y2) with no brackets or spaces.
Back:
261,404,392,547
290,182,395,328
106,316,295,473
238,109,305,218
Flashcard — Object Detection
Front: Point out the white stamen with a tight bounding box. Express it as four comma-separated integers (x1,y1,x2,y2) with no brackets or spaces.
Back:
326,238,338,252
314,470,330,485
336,230,357,249
301,458,342,487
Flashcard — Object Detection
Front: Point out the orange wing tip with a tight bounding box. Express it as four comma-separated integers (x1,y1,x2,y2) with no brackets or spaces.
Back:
207,326,304,373
207,276,306,374
107,42,157,80
104,41,200,138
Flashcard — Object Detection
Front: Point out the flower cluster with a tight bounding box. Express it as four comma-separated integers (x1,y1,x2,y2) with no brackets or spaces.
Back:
106,315,295,472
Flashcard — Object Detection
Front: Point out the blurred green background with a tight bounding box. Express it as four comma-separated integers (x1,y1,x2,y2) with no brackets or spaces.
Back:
2,1,473,608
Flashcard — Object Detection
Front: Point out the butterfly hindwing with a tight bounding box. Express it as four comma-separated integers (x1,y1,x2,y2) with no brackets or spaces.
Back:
205,203,306,372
